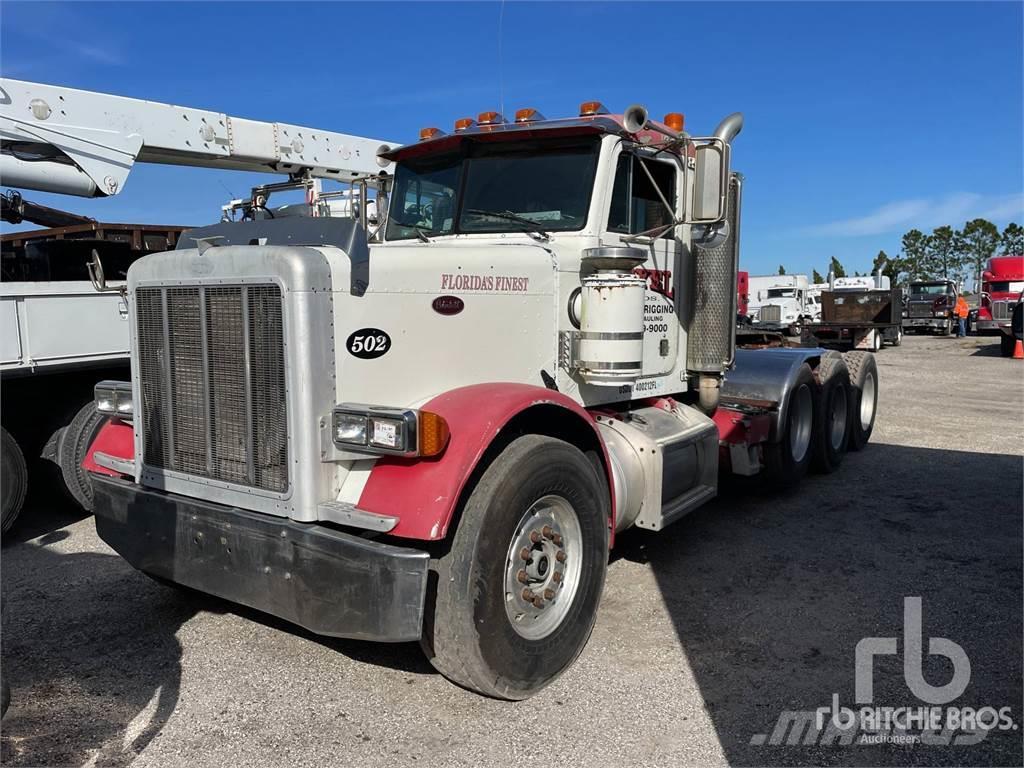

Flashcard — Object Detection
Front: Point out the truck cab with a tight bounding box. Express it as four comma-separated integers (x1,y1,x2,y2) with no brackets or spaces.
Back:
976,254,1024,355
748,274,813,335
905,279,958,335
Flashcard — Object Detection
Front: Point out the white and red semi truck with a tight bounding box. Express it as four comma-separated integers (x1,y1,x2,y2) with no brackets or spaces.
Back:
1,80,880,699
976,254,1024,356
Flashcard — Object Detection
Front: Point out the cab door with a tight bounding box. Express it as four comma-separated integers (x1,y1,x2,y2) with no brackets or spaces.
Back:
602,149,682,378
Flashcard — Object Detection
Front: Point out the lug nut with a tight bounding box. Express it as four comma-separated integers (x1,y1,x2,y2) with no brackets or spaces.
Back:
532,597,545,609
516,569,529,584
519,547,531,561
529,530,543,544
552,570,563,583
555,550,567,563
544,588,555,600
552,533,563,546
522,588,535,601
542,525,554,539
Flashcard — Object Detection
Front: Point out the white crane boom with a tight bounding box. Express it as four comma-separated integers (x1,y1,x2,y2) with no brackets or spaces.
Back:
0,79,401,198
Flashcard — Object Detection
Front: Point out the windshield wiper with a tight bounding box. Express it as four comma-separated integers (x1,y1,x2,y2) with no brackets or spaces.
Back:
465,208,551,240
413,226,432,243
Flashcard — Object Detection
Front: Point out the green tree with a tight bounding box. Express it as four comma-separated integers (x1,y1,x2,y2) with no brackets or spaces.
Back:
829,256,846,278
778,264,786,275
959,218,1000,292
900,229,930,281
812,269,825,283
925,225,964,280
871,249,904,282
1000,222,1023,254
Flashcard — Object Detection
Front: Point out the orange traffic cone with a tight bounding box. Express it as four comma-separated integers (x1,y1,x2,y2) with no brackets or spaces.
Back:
1013,339,1024,360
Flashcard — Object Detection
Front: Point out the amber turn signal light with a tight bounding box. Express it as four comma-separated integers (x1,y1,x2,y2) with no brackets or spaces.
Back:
418,411,450,457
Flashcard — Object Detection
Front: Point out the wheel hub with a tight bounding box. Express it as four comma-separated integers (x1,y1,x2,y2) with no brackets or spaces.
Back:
504,494,582,640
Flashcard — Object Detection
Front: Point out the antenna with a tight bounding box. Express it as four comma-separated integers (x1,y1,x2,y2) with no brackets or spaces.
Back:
497,0,506,119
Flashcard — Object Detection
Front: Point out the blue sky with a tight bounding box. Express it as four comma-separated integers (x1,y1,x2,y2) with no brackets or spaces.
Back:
2,1,1021,276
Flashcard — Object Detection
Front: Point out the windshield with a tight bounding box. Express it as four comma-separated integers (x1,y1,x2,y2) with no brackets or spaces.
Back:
767,288,797,298
911,284,952,296
385,137,599,241
988,280,1024,293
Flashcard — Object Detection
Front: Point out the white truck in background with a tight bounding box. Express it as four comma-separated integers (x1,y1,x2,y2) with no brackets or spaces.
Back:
748,274,818,335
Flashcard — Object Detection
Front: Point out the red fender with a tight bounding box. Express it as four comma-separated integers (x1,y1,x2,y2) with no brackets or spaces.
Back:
83,418,135,477
357,383,614,541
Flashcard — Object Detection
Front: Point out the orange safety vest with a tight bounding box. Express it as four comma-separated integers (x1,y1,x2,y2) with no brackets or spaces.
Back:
956,297,969,318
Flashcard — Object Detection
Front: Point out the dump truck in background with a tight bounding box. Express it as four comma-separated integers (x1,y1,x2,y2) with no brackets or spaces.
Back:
0,196,187,532
975,254,1024,356
1,79,882,699
802,272,903,351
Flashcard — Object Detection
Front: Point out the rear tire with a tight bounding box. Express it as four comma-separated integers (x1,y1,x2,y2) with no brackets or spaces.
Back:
59,402,106,511
422,435,609,700
811,354,851,473
763,363,816,491
1,427,28,535
842,351,878,451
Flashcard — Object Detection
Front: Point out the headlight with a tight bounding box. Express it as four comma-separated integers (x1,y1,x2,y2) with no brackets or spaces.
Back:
95,381,133,417
332,404,449,457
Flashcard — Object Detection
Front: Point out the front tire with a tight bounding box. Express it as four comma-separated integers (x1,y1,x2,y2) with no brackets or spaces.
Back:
811,354,851,473
422,435,609,700
1000,334,1015,357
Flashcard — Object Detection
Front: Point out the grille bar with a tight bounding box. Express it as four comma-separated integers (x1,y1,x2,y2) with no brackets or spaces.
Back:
136,284,288,493
759,304,782,323
993,301,1011,320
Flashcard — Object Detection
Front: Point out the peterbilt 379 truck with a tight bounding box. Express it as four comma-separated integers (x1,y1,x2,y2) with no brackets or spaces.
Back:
0,80,880,699
975,254,1024,355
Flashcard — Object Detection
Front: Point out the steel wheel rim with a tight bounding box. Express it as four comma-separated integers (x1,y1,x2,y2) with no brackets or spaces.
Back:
860,371,876,431
503,494,583,640
789,384,813,463
829,384,848,450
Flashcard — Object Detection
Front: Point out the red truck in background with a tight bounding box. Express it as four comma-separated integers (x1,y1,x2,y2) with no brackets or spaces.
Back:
976,254,1024,356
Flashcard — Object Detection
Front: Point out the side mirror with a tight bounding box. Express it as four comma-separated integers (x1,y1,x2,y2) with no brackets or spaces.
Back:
689,139,728,223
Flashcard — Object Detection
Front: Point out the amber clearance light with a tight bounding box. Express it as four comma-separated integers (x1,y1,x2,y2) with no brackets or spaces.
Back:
514,107,545,124
579,100,609,116
663,112,685,132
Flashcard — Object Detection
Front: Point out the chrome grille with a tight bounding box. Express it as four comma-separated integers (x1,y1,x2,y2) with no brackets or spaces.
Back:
992,301,1011,320
136,285,288,492
909,301,933,318
759,304,782,323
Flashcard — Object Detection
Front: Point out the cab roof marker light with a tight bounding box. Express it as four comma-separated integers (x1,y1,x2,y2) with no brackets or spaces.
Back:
419,126,445,142
454,117,476,132
514,107,545,124
663,112,685,132
579,101,609,116
477,111,505,126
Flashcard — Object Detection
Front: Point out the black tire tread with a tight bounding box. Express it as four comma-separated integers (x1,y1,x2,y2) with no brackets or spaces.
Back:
810,353,851,473
59,402,106,511
1,427,28,535
842,350,878,451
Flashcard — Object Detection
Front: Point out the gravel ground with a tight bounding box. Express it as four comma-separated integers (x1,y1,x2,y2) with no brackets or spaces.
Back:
2,334,1021,767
